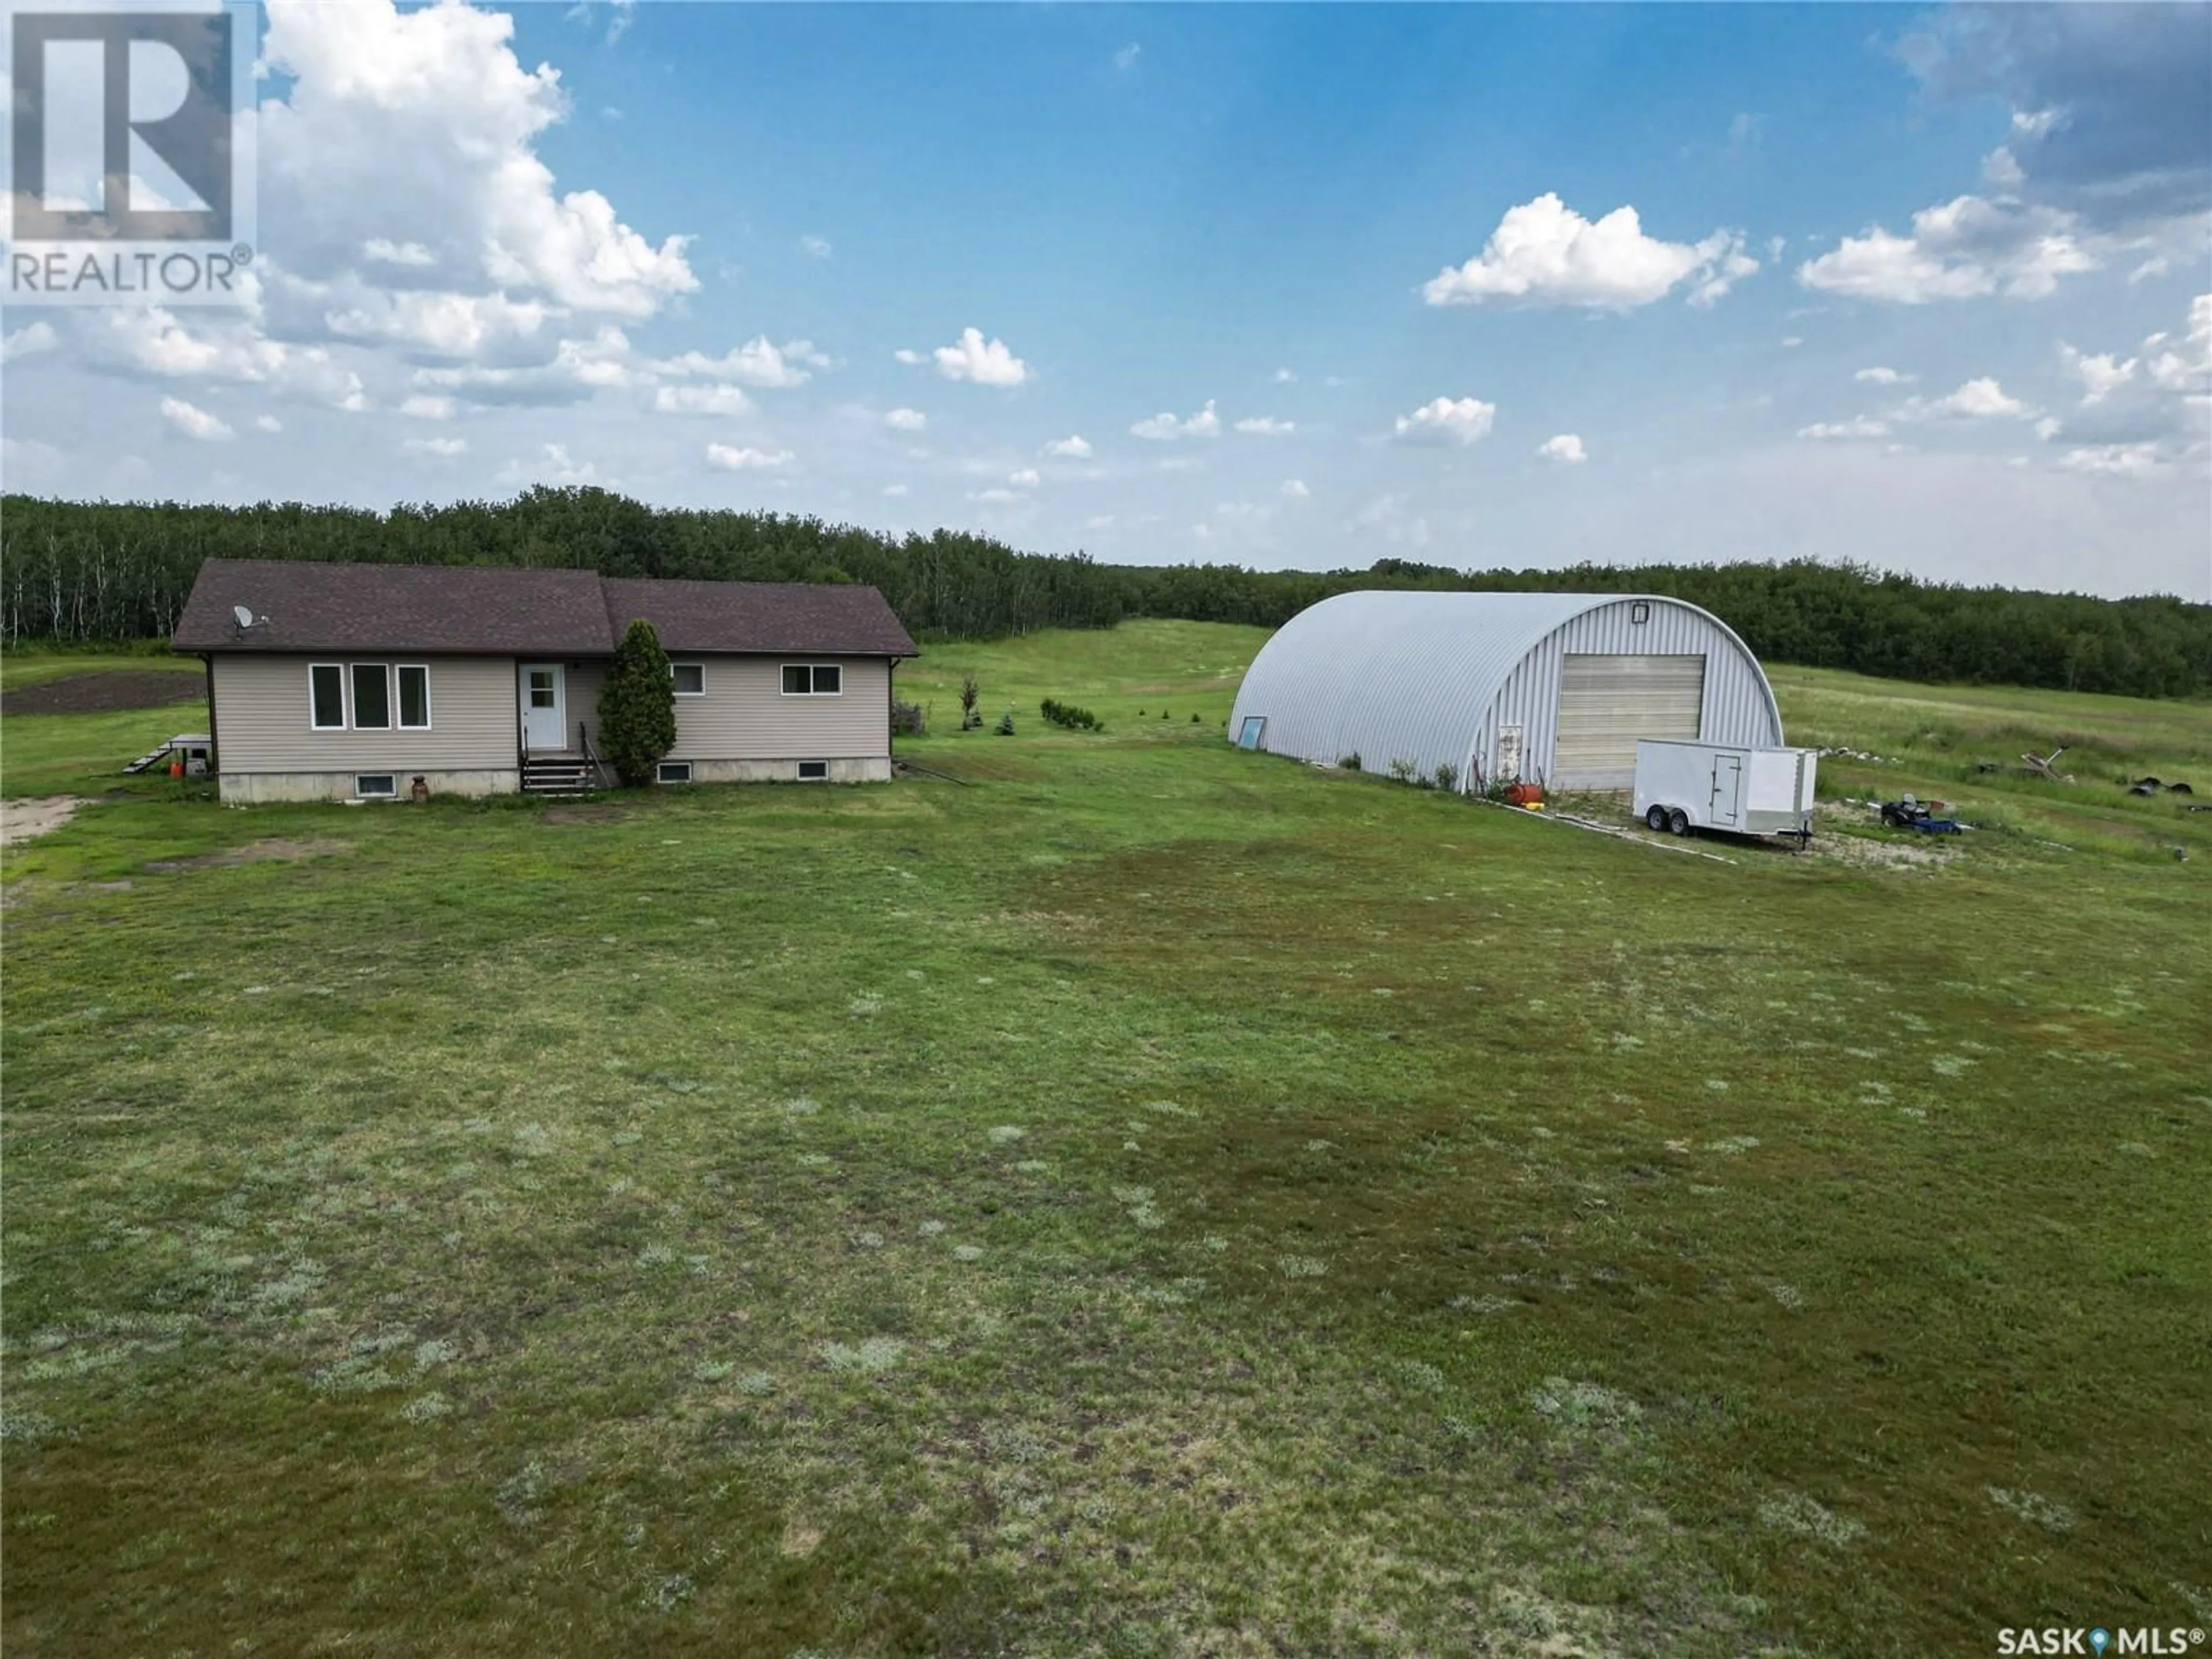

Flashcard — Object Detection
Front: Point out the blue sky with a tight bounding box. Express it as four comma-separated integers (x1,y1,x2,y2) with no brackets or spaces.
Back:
3,2,2207,597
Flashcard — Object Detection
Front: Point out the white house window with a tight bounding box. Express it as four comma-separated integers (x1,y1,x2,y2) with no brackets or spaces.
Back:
657,761,693,785
351,663,391,730
671,662,706,696
796,760,828,781
354,774,397,798
781,663,842,696
1631,601,1651,624
309,663,346,730
397,664,432,729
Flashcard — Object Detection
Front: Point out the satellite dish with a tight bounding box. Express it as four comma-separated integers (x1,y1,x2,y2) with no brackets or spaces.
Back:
233,604,256,628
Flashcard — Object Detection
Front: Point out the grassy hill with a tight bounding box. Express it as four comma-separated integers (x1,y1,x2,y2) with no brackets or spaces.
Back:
3,624,2207,1656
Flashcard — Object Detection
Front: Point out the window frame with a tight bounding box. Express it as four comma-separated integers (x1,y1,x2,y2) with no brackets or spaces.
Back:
396,663,433,730
781,662,843,698
350,662,393,731
354,773,397,799
796,760,828,781
670,661,706,698
309,662,347,730
657,760,694,785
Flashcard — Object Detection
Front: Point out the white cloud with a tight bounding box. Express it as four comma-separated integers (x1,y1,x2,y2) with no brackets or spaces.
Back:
2038,293,2210,463
1392,395,1496,446
362,237,434,267
402,435,468,458
705,443,793,472
1729,112,1764,146
1797,195,2099,303
1272,368,1297,384
1423,192,1758,310
1043,434,1092,459
93,306,367,410
1113,43,1141,70
2056,442,2165,478
893,349,925,366
1896,377,2037,421
652,384,751,416
653,336,821,388
2,321,59,363
1234,416,1296,436
2131,256,2171,285
1132,399,1221,441
1797,417,1892,441
1781,336,1804,349
255,415,283,434
799,234,832,259
883,407,927,431
1008,468,1040,487
2061,346,2138,404
497,442,599,485
1281,479,1310,498
969,487,1018,504
259,0,696,319
400,394,457,420
923,328,1028,387
1536,433,1588,464
160,397,236,442
1085,514,1116,530
881,483,909,497
1854,366,1912,385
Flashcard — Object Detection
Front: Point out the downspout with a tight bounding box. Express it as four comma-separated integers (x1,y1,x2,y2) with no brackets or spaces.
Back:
202,652,218,779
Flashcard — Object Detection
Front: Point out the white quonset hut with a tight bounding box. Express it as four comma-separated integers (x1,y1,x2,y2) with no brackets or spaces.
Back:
1228,590,1785,792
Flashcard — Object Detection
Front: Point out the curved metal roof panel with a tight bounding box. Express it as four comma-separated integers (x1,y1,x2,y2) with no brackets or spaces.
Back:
1228,590,1775,779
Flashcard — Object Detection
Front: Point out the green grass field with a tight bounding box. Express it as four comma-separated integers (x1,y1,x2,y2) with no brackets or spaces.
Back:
4,625,2207,1657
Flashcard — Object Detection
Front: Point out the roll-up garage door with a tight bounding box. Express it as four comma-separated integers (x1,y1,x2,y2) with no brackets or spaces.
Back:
1553,653,1705,789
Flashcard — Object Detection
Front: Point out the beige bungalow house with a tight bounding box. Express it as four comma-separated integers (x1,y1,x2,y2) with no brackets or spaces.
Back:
173,559,918,802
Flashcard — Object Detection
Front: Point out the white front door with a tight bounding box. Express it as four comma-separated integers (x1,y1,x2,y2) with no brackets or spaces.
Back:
520,662,566,751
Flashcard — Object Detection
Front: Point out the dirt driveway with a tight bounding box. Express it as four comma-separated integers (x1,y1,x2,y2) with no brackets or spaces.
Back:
1,797,83,846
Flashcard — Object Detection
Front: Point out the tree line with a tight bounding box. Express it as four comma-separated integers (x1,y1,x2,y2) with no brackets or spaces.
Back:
3,488,2207,698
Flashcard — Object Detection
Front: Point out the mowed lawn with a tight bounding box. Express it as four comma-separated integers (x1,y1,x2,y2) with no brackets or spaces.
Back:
3,623,2207,1657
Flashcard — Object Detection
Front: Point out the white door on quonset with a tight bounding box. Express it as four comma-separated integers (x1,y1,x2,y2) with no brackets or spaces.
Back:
520,663,566,751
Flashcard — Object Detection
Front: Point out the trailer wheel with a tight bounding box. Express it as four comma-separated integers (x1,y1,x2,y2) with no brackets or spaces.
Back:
1645,804,1669,832
1666,808,1691,836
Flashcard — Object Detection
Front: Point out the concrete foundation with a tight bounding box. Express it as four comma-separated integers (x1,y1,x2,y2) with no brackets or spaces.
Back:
219,768,521,804
676,756,892,785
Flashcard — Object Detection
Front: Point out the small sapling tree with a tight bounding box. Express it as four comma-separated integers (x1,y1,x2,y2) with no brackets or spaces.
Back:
599,618,679,786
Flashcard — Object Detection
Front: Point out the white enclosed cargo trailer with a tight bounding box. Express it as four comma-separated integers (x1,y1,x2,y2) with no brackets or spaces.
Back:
1634,739,1817,844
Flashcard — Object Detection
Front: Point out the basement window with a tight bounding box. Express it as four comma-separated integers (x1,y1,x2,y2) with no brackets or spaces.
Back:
781,663,842,696
354,774,396,798
671,662,705,696
1631,601,1651,625
657,761,693,785
796,760,828,781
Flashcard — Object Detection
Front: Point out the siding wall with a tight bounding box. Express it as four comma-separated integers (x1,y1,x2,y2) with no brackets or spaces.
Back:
668,655,891,762
1476,600,1783,787
210,653,517,772
213,652,897,775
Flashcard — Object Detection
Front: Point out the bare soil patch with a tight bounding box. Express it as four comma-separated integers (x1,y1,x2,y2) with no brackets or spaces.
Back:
145,837,351,873
1,796,84,846
1,670,205,716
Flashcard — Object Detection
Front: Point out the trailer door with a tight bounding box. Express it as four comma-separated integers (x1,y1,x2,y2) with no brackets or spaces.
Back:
1709,753,1743,825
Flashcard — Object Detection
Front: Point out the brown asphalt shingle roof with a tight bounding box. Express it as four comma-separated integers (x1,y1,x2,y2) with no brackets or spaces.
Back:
173,559,918,658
